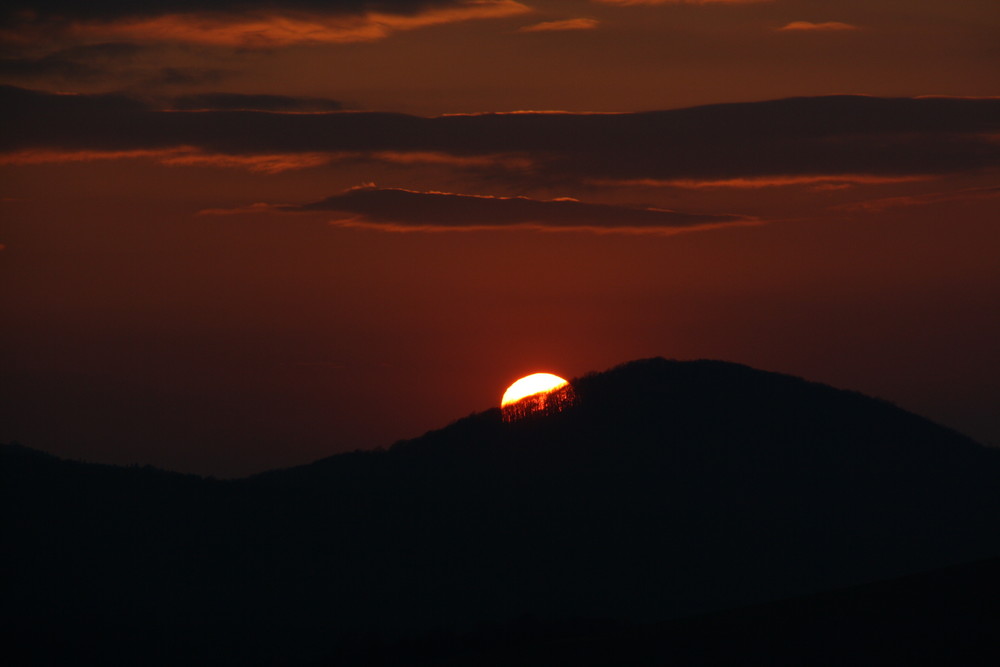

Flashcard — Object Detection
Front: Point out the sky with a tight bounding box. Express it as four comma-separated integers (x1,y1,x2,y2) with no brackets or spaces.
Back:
1,0,998,476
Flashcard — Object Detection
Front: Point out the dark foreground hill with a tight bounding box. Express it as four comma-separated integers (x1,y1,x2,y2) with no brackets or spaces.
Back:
3,358,1000,665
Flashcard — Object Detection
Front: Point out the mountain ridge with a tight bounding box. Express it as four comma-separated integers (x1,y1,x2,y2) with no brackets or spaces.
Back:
4,358,1000,665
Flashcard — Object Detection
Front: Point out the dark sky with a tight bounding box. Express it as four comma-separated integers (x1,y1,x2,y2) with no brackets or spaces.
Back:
2,0,998,476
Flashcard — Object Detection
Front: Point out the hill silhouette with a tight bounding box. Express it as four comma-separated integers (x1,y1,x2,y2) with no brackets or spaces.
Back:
3,358,1000,665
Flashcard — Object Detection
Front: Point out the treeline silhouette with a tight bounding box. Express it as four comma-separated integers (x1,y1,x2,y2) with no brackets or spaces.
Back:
3,358,1000,665
501,382,577,422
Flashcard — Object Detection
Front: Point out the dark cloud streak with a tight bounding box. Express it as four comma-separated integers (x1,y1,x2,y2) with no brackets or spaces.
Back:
1,0,461,23
0,42,143,81
278,186,750,231
168,92,343,112
834,185,1000,213
3,86,999,181
0,43,233,89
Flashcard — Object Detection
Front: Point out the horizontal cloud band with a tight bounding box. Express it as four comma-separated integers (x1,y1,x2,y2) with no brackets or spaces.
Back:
2,0,479,23
270,186,752,232
3,86,999,181
1,1,530,47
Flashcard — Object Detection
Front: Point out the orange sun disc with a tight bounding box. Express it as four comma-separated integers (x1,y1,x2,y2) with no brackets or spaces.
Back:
501,373,576,422
501,373,569,406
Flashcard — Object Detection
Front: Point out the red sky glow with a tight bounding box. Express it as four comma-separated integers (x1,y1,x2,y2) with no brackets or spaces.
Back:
2,0,998,476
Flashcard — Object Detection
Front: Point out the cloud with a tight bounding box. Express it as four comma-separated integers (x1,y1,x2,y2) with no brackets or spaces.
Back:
0,55,97,81
0,146,531,173
3,87,999,184
167,93,343,112
270,185,753,233
833,186,1000,213
0,42,144,81
0,147,335,173
593,0,771,5
0,144,532,173
777,21,861,32
366,151,533,169
156,151,335,172
3,1,531,48
0,42,234,88
137,66,232,87
0,147,190,165
2,1,471,23
596,175,935,189
518,18,599,33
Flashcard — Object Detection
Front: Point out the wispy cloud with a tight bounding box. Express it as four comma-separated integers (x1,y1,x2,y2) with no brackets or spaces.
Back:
518,18,599,33
833,186,1000,213
594,0,771,5
167,93,343,112
265,185,754,233
156,151,335,173
8,1,532,48
0,147,201,166
777,21,861,32
4,87,999,184
366,151,534,169
0,41,234,88
0,42,143,81
2,0,477,23
0,147,334,173
0,145,532,173
595,175,935,190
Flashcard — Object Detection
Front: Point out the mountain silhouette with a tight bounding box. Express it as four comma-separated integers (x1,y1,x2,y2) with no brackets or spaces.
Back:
3,358,1000,665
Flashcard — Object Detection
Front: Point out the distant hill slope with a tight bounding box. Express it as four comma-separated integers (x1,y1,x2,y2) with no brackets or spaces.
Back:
421,553,1000,666
4,358,1000,665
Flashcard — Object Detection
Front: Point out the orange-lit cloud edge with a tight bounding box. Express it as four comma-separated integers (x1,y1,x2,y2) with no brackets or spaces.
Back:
518,18,600,33
5,92,997,190
0,148,533,173
0,147,328,173
0,151,954,189
199,185,760,235
833,185,1000,213
777,21,861,32
45,1,532,48
594,175,937,189
323,218,758,235
595,0,770,5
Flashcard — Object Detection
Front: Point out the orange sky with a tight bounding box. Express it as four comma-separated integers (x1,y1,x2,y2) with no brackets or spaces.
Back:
2,0,998,475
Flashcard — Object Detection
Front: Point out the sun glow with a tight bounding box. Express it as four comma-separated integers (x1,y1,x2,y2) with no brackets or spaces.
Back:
501,373,576,422
502,373,568,405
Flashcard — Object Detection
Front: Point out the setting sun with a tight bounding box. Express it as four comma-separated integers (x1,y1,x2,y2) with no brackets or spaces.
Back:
501,373,576,422
501,373,568,405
